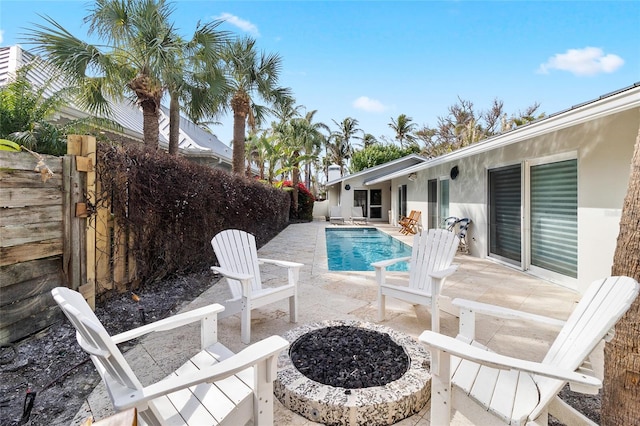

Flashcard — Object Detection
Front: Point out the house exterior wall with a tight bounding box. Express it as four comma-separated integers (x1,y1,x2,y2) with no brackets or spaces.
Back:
395,107,638,292
329,176,393,223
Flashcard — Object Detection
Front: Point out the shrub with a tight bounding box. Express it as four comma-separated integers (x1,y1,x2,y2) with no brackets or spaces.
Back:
98,142,290,285
282,180,315,221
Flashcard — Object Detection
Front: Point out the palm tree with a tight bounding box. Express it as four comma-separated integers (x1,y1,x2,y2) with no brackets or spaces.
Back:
24,0,229,155
219,36,292,174
329,117,361,175
24,0,185,150
300,110,329,191
388,114,417,147
361,133,378,148
164,21,230,155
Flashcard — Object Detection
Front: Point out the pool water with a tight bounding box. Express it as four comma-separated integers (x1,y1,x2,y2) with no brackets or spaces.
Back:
325,228,412,271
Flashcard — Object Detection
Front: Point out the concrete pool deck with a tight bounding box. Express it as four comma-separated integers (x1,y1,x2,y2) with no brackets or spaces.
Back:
72,221,582,425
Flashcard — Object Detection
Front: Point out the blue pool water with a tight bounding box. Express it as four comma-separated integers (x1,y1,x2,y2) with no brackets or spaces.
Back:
325,228,412,271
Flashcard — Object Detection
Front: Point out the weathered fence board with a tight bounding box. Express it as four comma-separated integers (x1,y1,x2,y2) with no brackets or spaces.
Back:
0,187,64,207
0,303,61,344
0,204,63,225
0,222,63,247
0,258,61,288
0,169,63,188
0,239,62,267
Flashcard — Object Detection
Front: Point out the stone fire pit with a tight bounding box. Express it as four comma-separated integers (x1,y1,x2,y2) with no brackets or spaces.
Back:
275,320,431,425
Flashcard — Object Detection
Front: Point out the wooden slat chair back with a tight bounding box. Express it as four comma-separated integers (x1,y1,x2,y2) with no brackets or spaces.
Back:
52,287,289,426
375,228,459,332
399,210,418,226
419,276,639,425
399,210,422,235
211,229,302,344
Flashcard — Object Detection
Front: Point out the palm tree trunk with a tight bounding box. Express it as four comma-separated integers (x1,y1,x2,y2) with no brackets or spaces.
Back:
231,92,250,175
168,94,180,155
602,125,640,425
292,152,300,216
141,101,160,151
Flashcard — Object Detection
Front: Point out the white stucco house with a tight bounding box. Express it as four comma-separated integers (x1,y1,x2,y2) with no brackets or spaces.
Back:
326,83,640,292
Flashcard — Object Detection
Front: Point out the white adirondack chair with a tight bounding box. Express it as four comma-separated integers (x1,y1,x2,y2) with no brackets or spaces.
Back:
419,276,639,426
51,287,289,426
351,206,367,224
374,228,459,332
211,229,302,344
329,205,345,224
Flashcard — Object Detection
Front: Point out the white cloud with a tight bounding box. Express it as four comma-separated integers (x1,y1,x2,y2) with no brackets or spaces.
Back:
538,47,624,76
352,96,388,113
0,29,4,45
214,13,260,37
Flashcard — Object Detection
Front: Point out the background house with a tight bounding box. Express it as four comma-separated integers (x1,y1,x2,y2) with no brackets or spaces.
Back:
1,45,233,169
324,154,427,223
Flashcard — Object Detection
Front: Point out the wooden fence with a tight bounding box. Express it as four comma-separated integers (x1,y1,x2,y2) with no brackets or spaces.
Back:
0,150,65,344
0,136,136,344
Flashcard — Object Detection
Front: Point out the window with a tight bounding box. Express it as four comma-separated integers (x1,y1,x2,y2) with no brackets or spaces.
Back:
488,158,578,282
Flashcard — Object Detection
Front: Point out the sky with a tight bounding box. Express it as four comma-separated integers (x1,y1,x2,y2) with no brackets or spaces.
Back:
1,0,639,146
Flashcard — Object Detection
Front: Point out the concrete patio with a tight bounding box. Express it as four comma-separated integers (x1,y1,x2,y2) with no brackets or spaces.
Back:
72,221,581,425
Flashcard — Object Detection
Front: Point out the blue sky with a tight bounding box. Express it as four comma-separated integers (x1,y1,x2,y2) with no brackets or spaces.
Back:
1,1,639,145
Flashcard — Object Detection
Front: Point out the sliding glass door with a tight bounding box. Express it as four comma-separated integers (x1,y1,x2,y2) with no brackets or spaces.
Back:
530,159,577,278
488,164,522,265
488,158,578,282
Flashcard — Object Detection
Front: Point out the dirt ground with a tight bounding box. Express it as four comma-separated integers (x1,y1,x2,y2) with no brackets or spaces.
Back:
1,270,600,426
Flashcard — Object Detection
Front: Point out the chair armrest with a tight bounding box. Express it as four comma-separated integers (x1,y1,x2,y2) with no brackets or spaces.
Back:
113,335,290,410
210,266,253,282
258,258,304,269
419,331,601,389
371,256,411,269
430,265,459,280
112,304,225,344
452,298,566,327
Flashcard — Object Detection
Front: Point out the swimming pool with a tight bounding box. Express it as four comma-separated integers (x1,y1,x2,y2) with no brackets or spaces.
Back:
325,228,412,271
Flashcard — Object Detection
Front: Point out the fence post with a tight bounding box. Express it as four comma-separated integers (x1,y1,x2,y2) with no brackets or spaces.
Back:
65,135,96,308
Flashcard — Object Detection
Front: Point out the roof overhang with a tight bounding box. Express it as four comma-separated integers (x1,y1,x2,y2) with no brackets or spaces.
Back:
367,83,640,184
326,154,427,187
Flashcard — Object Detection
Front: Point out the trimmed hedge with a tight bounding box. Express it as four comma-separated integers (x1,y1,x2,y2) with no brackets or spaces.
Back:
98,143,291,286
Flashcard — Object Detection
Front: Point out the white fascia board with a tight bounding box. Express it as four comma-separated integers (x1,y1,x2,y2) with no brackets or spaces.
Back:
326,154,427,186
369,84,640,182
